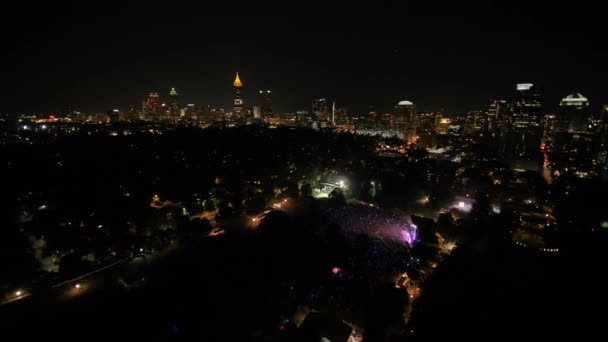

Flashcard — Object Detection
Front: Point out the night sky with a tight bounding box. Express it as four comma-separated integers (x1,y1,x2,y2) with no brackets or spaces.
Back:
1,1,606,115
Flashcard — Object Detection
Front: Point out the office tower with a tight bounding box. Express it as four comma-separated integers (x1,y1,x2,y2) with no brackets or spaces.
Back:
107,109,120,123
332,103,349,125
415,112,437,135
121,105,138,121
596,105,608,172
484,99,509,134
393,100,417,143
169,88,180,119
463,111,483,136
183,104,197,121
558,92,590,133
233,73,244,119
211,108,226,122
599,105,608,139
505,83,543,168
435,117,451,134
253,106,261,119
259,90,272,118
143,92,161,121
312,98,331,122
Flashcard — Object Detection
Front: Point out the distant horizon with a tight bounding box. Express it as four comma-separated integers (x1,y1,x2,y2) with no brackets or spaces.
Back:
1,1,606,115
3,78,605,116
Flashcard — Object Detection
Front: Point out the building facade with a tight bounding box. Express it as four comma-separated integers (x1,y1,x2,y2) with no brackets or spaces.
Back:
557,92,590,133
233,73,244,119
504,83,543,169
393,100,417,144
259,90,272,119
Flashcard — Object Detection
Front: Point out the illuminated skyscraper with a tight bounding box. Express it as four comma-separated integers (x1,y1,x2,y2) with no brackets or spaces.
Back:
393,100,417,143
596,105,608,171
312,98,331,122
143,92,161,121
124,105,138,122
416,112,437,135
107,109,120,123
599,105,608,139
435,117,451,134
558,92,590,133
169,87,179,119
484,99,509,134
332,103,349,126
259,90,272,118
505,83,543,170
253,106,261,119
233,73,244,118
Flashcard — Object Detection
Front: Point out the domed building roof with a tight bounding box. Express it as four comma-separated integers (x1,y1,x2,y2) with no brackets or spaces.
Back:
398,100,413,106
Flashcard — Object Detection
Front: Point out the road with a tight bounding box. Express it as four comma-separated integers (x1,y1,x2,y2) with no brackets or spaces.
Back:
1,230,219,309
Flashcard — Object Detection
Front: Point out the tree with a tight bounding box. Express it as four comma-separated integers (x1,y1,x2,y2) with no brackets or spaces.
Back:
364,283,409,341
59,253,90,277
216,200,235,220
0,229,40,287
300,182,313,198
244,195,265,215
203,199,216,211
328,188,346,208
437,212,458,241
409,148,429,162
325,223,348,264
412,215,438,246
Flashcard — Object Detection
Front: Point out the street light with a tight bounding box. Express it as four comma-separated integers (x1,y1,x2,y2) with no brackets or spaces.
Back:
15,290,22,297
75,283,81,289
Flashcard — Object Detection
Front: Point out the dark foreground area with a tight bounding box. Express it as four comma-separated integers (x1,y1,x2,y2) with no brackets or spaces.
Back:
1,230,605,340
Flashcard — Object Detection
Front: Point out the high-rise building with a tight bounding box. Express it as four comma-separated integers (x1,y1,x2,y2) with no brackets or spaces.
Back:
312,98,331,122
463,111,483,136
599,105,608,136
107,109,120,123
169,88,180,119
258,90,272,118
123,105,138,121
596,105,608,172
253,106,261,119
558,92,590,133
435,117,451,134
332,103,349,125
393,100,417,143
505,83,543,168
416,112,437,135
143,92,161,121
233,73,244,119
484,99,509,134
210,108,226,122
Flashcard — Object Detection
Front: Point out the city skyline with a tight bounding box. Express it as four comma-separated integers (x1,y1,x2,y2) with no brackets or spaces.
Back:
1,2,606,337
1,1,606,114
4,75,605,117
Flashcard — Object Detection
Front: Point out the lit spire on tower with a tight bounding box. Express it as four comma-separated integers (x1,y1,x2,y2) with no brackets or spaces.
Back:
233,72,244,118
233,73,243,88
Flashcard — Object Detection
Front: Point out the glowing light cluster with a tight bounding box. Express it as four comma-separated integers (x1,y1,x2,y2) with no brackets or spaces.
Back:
328,206,417,246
